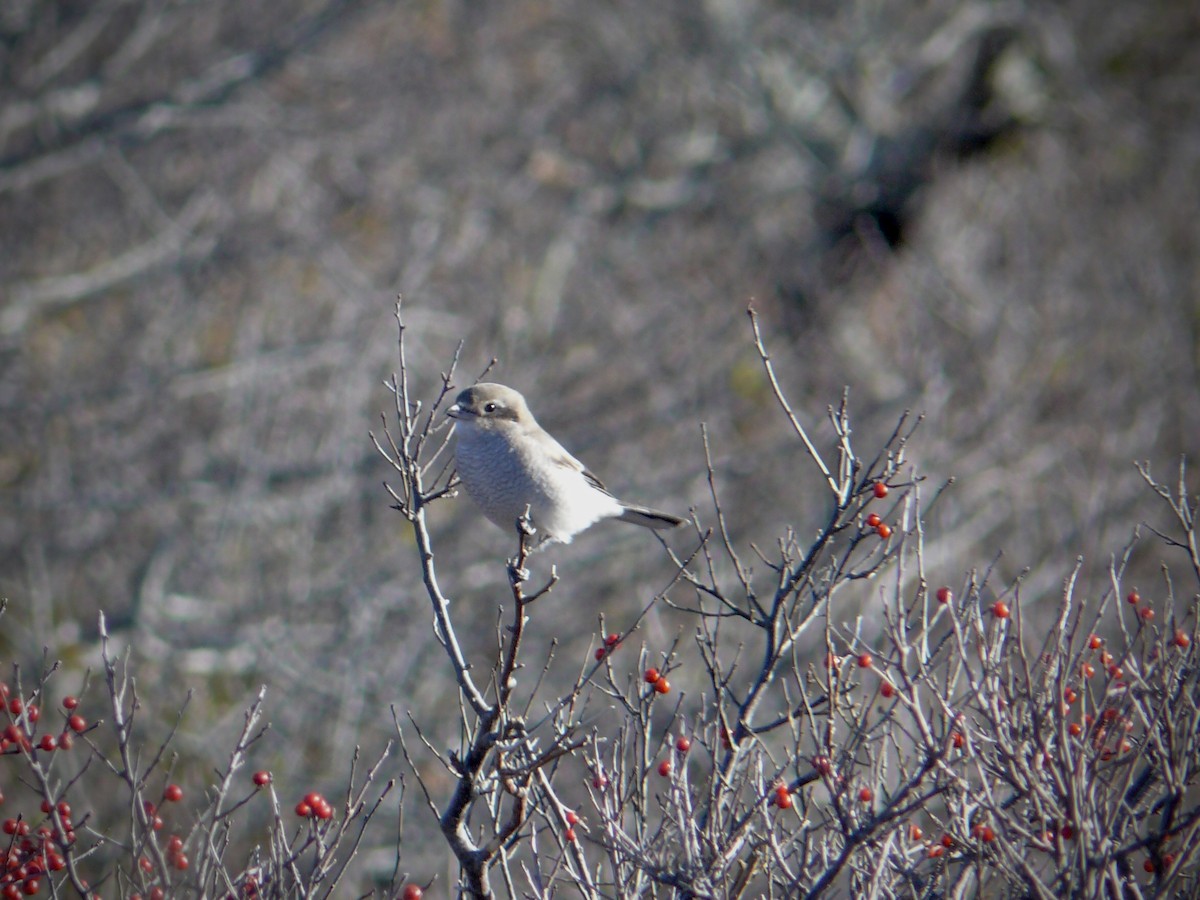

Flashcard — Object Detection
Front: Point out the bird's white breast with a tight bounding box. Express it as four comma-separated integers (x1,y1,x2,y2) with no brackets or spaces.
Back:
455,426,621,543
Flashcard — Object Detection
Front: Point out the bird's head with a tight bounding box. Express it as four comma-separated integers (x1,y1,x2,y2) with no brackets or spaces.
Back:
447,383,534,433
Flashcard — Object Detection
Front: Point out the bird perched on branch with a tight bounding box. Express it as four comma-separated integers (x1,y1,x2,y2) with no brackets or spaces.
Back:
448,383,684,546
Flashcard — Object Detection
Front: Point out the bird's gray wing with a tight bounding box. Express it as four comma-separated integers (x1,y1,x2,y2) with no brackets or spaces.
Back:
539,432,616,497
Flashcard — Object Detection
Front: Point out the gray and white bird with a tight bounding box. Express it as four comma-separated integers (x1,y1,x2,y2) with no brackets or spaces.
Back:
448,383,685,546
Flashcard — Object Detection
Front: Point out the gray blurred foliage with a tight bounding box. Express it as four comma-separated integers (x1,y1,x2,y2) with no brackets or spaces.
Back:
1,0,1198,889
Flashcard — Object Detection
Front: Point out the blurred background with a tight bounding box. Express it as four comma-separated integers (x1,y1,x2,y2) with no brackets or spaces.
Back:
2,0,1198,888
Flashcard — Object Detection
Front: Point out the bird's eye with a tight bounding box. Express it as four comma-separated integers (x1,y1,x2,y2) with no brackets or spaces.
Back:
483,402,498,413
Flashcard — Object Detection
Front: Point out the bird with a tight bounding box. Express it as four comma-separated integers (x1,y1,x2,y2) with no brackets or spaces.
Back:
448,383,685,546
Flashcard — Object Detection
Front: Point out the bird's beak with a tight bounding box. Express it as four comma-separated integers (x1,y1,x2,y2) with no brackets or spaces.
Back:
447,404,463,419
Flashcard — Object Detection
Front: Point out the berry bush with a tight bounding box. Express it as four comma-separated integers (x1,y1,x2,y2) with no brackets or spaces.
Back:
3,304,1197,897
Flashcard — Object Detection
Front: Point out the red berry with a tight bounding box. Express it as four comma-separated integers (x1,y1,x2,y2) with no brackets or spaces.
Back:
150,889,165,900
591,774,608,791
295,801,312,817
1143,858,1155,873
774,789,792,810
876,523,892,539
57,732,73,750
909,824,922,841
67,715,86,733
644,668,660,684
1175,629,1191,648
401,886,423,900
927,845,944,858
253,770,272,786
1081,663,1095,678
873,482,889,498
1126,590,1141,605
857,653,872,669
26,704,39,723
1060,824,1074,840
565,827,577,842
880,681,895,698
314,801,333,820
594,647,606,661
1064,687,1077,704
657,760,671,777
38,735,57,752
163,784,183,803
941,834,954,848
992,601,1010,619
304,792,323,807
139,856,153,873
1068,722,1082,737
936,586,952,605
605,633,620,647
167,835,183,853
865,513,881,528
565,810,580,826
172,853,189,870
20,880,38,896
1088,634,1103,650
1139,607,1154,621
951,731,965,749
653,678,670,695
61,696,78,710
8,699,22,715
858,787,873,803
675,736,691,753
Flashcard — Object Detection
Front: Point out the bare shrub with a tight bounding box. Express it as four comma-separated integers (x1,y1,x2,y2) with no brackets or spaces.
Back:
2,302,1196,897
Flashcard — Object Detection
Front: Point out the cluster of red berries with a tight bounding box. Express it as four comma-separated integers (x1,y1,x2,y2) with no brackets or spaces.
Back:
862,482,894,539
563,809,580,843
166,833,188,872
593,633,621,661
0,693,99,897
970,822,996,843
655,731,693,779
294,792,333,821
0,693,88,756
1124,589,1157,623
643,667,670,695
0,807,69,898
1143,852,1176,874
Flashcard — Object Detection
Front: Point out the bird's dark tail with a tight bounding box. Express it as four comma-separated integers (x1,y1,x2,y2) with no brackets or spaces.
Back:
618,504,686,531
